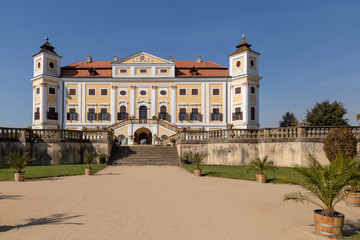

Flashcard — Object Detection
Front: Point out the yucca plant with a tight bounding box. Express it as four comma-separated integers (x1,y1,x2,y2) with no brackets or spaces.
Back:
193,152,207,169
246,156,276,175
5,151,35,173
84,150,98,169
283,154,360,217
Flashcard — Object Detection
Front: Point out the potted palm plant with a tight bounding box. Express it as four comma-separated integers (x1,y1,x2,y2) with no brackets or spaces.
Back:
193,152,207,177
246,156,276,183
5,152,35,182
283,154,360,239
97,153,108,164
84,150,98,175
345,178,360,207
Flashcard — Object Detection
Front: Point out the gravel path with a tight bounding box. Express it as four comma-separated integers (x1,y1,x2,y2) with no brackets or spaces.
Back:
0,166,359,240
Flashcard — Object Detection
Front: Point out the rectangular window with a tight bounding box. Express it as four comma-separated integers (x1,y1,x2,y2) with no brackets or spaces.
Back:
120,69,127,73
233,107,243,121
212,88,220,96
191,89,199,96
251,86,255,94
179,89,186,96
251,107,255,121
34,107,40,120
190,108,198,121
68,108,77,121
160,69,167,73
235,87,241,94
47,107,58,120
36,88,40,94
88,89,96,96
179,108,186,121
101,89,108,96
100,108,108,121
212,108,220,121
140,69,147,73
88,108,96,121
69,89,76,96
49,87,56,95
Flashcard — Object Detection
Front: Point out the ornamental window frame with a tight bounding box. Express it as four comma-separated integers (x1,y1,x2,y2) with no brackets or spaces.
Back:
212,88,220,96
159,88,168,97
191,88,199,96
100,88,108,96
138,88,148,97
69,88,77,96
179,88,187,96
88,88,96,96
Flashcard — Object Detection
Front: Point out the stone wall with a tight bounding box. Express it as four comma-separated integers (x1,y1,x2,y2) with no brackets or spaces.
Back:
0,128,113,166
175,127,360,167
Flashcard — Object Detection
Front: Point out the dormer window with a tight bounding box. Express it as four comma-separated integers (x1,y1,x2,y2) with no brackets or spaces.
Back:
89,67,97,76
160,69,167,73
189,67,198,76
140,69,147,73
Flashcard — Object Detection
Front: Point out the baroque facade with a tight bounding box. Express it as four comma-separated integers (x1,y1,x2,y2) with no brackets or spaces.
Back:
31,36,261,144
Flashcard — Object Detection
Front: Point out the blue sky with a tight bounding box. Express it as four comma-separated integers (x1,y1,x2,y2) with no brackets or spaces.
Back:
0,0,359,128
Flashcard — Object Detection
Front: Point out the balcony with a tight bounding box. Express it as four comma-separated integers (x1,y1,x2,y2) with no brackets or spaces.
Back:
98,113,110,121
190,113,202,121
117,112,129,121
211,113,223,121
67,112,78,121
47,111,58,120
232,112,243,121
158,112,170,122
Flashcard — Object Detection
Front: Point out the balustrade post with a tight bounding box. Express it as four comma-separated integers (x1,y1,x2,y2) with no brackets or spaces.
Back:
298,127,306,139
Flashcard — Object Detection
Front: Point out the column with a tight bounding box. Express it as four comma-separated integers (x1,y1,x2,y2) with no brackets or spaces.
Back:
229,84,234,123
151,86,157,118
242,82,250,127
77,83,82,123
256,84,260,127
32,85,36,125
130,86,136,117
111,86,117,123
170,85,176,123
222,82,227,125
57,82,63,127
82,84,86,123
202,83,206,124
39,83,48,128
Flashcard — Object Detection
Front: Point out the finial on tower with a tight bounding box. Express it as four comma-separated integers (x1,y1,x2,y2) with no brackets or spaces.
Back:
242,33,246,40
46,36,49,42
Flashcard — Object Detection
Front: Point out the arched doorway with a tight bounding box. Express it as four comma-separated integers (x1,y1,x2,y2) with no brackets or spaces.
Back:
139,106,147,120
134,127,152,145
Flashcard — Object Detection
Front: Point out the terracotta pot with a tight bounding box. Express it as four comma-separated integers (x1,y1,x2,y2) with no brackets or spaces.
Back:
314,209,344,239
256,173,266,183
345,191,360,207
194,168,202,177
14,172,25,182
85,168,93,175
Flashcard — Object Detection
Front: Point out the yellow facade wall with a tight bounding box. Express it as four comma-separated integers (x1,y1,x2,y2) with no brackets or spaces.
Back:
158,127,175,138
121,54,168,64
135,68,152,75
232,57,244,71
85,84,111,123
114,126,129,137
250,95,256,102
116,68,131,76
67,84,78,104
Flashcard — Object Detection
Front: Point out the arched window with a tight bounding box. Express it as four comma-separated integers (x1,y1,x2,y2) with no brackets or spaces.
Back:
118,105,128,121
139,106,147,119
159,105,167,121
161,134,168,140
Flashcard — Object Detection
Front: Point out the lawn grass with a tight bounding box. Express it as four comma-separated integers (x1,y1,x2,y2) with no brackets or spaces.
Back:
343,233,360,239
182,164,304,183
0,164,107,181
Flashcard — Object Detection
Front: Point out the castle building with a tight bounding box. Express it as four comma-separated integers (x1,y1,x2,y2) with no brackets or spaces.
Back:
31,36,261,144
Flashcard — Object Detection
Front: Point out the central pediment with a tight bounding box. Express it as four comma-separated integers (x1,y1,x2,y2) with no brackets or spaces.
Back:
113,52,173,65
112,51,175,78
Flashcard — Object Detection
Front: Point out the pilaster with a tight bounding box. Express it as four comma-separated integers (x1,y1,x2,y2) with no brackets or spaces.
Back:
111,86,117,123
222,82,227,124
151,86,157,118
242,82,250,126
32,86,36,125
81,84,86,123
202,83,207,124
130,86,136,117
170,85,176,123
39,83,48,126
57,82,63,127
256,84,260,126
230,85,234,123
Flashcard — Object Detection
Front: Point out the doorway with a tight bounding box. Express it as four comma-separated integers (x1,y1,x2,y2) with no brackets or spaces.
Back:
139,106,147,120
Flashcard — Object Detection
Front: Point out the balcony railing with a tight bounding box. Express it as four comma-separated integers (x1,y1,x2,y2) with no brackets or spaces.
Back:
98,113,110,121
34,112,40,120
117,112,129,121
232,112,243,121
211,113,223,121
47,112,58,120
67,113,78,121
158,112,170,122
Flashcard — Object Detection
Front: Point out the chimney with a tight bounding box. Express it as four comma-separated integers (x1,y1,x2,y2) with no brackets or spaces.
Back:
169,56,174,62
197,56,201,63
114,56,118,61
87,56,92,63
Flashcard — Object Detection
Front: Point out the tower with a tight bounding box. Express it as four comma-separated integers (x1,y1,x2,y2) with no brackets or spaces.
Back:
228,34,261,129
31,37,63,129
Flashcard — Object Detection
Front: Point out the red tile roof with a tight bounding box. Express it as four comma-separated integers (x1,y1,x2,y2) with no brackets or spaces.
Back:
61,60,229,77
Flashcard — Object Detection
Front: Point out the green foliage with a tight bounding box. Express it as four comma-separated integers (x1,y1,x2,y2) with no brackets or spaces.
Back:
84,150,98,169
97,153,108,164
357,114,360,123
180,151,192,164
246,156,276,175
283,154,360,216
192,152,207,169
170,138,176,143
5,152,35,173
279,112,298,127
305,100,349,126
323,128,357,162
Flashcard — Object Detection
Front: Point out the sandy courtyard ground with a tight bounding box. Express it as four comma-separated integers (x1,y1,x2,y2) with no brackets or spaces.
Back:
0,166,359,240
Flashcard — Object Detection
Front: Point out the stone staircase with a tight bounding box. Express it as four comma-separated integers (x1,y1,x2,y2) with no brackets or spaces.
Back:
109,145,179,166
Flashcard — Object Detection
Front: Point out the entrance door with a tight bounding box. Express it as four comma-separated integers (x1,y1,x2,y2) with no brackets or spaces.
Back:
139,106,147,120
138,133,148,144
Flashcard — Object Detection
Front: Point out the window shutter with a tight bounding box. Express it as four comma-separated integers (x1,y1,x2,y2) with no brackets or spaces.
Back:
219,113,223,121
75,113,79,121
67,113,70,120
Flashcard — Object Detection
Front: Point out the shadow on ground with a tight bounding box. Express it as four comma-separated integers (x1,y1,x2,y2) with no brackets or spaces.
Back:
0,194,23,200
343,219,360,237
0,213,83,232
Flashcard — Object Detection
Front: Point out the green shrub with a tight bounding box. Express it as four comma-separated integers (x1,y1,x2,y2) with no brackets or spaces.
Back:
323,128,357,162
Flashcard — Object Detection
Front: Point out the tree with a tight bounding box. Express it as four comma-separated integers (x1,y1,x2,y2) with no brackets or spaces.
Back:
305,100,349,126
279,112,298,127
357,114,360,124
